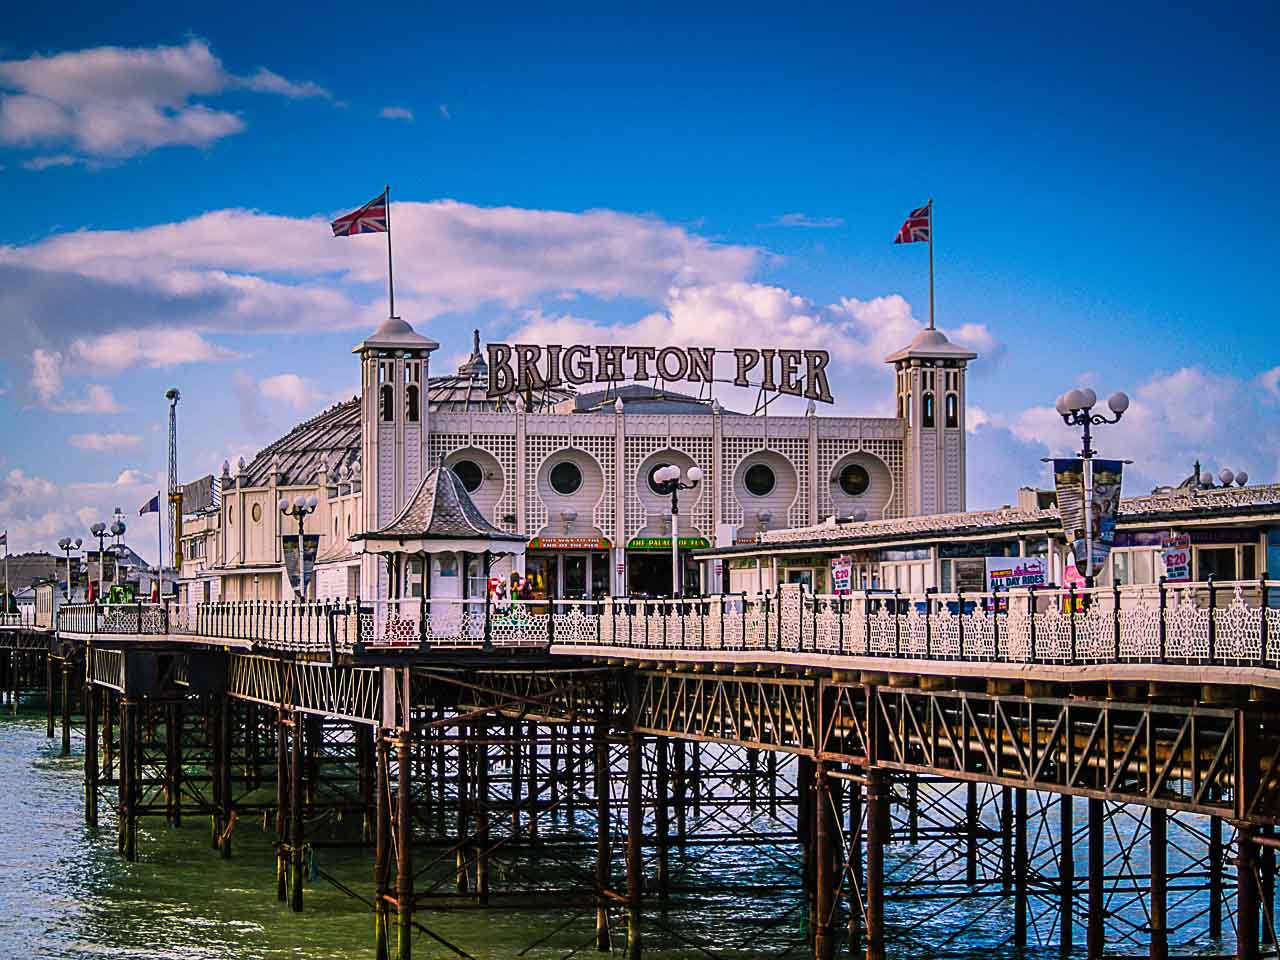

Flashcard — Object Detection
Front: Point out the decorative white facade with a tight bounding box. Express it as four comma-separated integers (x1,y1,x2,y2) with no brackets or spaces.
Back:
183,318,976,603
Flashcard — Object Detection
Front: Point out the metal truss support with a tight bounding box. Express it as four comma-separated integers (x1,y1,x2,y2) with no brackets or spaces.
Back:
289,709,304,912
61,659,74,756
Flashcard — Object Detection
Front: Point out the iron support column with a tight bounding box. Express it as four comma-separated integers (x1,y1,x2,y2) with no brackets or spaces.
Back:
60,660,72,757
289,712,304,912
395,730,413,960
373,731,390,960
1061,796,1074,957
1014,788,1028,950
1087,798,1105,959
1239,824,1259,960
1149,806,1167,960
815,760,835,960
595,718,612,952
84,678,98,828
865,768,887,960
655,735,670,899
626,730,643,960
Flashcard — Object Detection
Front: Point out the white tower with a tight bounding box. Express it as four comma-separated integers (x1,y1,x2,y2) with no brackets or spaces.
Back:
354,317,439,597
886,329,977,516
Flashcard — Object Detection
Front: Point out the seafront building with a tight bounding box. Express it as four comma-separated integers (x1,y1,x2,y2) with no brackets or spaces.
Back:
178,318,977,607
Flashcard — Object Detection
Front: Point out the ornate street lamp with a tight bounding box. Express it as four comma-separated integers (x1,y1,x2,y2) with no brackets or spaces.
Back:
1054,387,1129,584
651,465,703,598
279,494,318,599
57,536,82,602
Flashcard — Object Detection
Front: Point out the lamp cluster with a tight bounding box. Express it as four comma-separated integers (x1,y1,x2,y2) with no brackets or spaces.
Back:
651,465,704,489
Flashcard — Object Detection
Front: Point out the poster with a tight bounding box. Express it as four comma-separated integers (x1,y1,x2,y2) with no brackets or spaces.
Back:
831,555,853,595
984,556,1048,591
1054,457,1124,574
1161,532,1191,582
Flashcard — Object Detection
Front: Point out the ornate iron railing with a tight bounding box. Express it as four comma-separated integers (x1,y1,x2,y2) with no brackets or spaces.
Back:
579,578,1280,670
56,602,173,636
55,579,1280,673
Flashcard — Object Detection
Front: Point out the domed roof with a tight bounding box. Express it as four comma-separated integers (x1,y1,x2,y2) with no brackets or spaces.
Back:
884,326,978,363
428,330,574,413
352,315,440,353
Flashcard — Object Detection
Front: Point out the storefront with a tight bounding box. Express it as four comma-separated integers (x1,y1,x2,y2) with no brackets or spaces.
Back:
524,537,612,601
625,536,708,597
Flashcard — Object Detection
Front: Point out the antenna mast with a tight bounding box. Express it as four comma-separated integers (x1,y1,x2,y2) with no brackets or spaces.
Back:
166,388,182,571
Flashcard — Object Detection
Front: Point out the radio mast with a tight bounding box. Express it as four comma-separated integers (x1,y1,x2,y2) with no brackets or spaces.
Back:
166,388,182,571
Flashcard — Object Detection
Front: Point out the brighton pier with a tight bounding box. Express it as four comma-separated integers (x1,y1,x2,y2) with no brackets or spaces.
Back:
5,315,1278,960
1,573,1277,960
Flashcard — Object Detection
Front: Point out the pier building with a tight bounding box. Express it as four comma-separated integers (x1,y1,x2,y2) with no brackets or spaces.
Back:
182,319,976,607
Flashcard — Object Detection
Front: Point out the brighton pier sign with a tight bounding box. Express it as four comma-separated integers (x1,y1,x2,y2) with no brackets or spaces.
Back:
486,344,835,403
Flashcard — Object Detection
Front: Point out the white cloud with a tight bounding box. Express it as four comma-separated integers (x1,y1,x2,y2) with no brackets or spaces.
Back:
985,365,1280,497
1,201,762,359
1260,366,1280,401
0,39,328,159
239,68,329,100
22,153,80,170
27,350,123,413
68,432,142,451
772,213,845,229
31,348,62,402
511,282,997,416
379,105,413,121
258,373,326,411
69,328,239,372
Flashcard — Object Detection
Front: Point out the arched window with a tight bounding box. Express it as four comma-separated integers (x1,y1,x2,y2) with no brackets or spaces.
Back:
922,392,935,428
406,384,420,422
380,384,394,422
905,394,912,428
945,393,959,429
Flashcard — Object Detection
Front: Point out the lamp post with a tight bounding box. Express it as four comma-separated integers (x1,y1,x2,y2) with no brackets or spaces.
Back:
279,494,318,600
89,522,109,601
110,518,127,595
1055,387,1129,585
651,465,703,598
57,537,83,602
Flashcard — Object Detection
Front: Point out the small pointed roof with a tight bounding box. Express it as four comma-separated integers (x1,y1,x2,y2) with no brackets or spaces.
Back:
352,316,440,354
884,327,977,364
355,467,525,543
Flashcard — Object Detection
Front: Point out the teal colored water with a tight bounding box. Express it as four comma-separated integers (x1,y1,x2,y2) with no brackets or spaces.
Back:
0,709,1241,958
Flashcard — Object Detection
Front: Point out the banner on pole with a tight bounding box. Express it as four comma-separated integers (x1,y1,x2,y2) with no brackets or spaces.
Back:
1161,532,1191,582
282,534,320,596
1053,458,1124,572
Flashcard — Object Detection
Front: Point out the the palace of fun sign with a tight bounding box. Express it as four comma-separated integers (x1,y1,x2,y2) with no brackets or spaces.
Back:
486,344,835,404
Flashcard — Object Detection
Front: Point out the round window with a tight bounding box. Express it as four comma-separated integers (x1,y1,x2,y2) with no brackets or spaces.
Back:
549,461,583,496
647,462,673,495
451,459,484,493
251,502,262,523
744,463,776,497
838,463,871,497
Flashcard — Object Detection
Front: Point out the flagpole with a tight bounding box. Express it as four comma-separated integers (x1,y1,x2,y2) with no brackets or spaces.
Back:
157,491,164,605
384,184,396,319
928,198,935,330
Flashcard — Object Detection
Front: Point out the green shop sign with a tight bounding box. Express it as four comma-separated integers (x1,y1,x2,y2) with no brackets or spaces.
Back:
626,536,711,551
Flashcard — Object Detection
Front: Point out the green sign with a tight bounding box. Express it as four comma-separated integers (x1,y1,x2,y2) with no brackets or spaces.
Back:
626,536,711,551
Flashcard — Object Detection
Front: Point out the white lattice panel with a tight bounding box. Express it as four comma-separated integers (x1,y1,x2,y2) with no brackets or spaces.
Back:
428,430,519,532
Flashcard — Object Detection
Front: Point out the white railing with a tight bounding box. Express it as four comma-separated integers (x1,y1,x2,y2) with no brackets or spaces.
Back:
61,579,1280,674
572,579,1280,670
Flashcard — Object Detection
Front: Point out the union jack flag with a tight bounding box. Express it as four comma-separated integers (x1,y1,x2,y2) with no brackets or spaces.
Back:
331,191,389,237
894,202,931,244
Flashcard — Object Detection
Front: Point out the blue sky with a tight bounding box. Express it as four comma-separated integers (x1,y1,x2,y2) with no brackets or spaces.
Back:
1,2,1278,556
